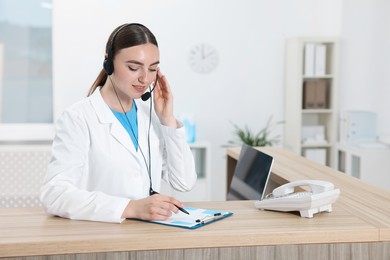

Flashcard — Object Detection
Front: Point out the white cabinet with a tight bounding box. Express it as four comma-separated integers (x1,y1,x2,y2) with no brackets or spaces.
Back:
284,37,340,167
161,142,210,202
337,143,390,191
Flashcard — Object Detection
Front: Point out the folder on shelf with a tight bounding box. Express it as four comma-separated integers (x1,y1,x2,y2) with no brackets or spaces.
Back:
303,80,328,109
314,44,327,76
304,43,328,77
304,43,315,76
315,80,328,108
303,81,317,109
128,207,233,230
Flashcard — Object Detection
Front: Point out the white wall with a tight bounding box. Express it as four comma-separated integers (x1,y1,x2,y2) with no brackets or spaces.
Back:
53,0,343,200
340,0,390,140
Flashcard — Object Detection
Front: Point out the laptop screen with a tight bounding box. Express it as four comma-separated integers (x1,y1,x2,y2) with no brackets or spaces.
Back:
227,144,274,201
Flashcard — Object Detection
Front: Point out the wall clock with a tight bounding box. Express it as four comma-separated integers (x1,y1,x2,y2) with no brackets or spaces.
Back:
188,43,219,73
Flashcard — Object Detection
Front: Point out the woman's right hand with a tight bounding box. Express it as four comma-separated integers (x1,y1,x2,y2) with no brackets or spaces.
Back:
121,194,184,220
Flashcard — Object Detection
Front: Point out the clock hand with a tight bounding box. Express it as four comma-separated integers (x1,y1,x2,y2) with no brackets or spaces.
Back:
203,51,215,58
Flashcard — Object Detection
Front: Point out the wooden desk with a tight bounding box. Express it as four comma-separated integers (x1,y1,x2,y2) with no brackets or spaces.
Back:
227,146,390,241
1,147,390,260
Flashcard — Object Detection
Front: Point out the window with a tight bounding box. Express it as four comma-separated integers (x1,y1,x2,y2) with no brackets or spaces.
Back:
0,0,52,124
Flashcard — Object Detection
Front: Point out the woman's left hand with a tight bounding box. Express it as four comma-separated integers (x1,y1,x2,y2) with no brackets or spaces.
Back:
153,69,177,128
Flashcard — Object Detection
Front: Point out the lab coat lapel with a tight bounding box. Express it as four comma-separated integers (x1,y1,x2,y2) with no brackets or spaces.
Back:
110,121,135,154
135,99,149,161
89,88,136,155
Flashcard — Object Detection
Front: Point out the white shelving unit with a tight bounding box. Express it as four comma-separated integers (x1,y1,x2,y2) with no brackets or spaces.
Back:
284,37,340,167
161,142,210,202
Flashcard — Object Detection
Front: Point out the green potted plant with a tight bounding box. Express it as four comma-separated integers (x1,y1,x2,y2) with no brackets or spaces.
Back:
227,116,283,147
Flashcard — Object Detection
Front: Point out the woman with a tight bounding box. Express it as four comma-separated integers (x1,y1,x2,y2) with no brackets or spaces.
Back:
40,23,197,223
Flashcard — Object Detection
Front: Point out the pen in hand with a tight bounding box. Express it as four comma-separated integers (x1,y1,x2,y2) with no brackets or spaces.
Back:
150,189,190,215
177,206,190,215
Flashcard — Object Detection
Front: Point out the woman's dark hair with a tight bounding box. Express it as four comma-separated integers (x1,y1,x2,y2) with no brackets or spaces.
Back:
87,23,158,96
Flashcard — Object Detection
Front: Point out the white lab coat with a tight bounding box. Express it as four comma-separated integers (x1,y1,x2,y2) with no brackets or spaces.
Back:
40,88,197,223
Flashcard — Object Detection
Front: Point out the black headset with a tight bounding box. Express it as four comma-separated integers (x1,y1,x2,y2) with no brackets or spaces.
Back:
103,23,130,75
103,23,157,102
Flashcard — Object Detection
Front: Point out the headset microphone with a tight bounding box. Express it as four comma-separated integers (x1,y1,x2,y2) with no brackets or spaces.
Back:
141,89,153,101
141,74,159,101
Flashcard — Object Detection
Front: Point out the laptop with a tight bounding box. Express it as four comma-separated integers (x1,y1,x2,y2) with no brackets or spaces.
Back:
227,144,274,201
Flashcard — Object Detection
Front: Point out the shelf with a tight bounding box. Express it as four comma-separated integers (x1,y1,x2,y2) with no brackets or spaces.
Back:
303,75,334,79
302,109,333,114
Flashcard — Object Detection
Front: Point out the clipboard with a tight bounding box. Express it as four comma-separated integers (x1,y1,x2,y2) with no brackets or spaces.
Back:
128,206,233,229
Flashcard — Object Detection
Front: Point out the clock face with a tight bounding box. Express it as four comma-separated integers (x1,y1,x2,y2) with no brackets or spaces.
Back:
188,43,219,73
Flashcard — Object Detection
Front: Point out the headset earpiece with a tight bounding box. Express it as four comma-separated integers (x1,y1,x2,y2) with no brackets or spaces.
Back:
103,23,130,76
103,57,114,75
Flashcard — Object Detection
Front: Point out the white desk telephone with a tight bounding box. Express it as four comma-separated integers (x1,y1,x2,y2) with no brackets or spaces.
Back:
255,180,340,218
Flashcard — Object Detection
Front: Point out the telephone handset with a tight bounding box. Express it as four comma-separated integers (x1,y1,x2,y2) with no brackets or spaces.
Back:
254,180,340,218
